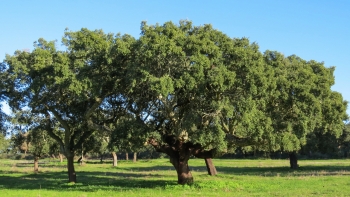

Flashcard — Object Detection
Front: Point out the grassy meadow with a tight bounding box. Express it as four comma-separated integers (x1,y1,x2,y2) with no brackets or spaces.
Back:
1,158,350,196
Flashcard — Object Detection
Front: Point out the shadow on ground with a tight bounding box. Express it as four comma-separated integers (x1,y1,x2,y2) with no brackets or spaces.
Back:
1,163,350,192
0,170,175,192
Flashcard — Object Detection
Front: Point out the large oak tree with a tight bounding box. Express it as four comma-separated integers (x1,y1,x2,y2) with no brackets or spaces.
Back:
123,21,275,184
2,28,134,182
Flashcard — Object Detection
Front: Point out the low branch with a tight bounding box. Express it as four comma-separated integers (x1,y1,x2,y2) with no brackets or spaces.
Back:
192,148,216,159
84,97,103,119
219,116,230,133
74,129,96,150
48,107,70,132
148,138,177,157
44,113,64,149
87,119,112,133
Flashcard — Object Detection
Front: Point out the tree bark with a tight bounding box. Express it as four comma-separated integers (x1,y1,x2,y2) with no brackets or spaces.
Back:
112,152,118,167
59,153,63,162
204,158,217,175
67,155,77,183
170,156,193,185
133,152,137,162
147,137,216,184
34,156,39,173
289,152,298,169
100,154,103,162
125,152,129,160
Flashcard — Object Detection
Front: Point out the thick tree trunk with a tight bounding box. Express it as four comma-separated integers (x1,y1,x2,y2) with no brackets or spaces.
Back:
133,152,137,162
289,152,298,169
204,158,217,176
34,156,39,173
59,153,63,162
112,152,118,167
170,156,193,185
125,152,129,160
147,136,217,184
67,155,77,183
100,154,103,162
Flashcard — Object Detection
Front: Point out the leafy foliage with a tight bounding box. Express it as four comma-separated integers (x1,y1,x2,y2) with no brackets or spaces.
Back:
1,21,348,183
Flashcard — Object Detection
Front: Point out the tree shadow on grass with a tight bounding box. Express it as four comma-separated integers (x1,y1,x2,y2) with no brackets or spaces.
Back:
119,164,350,177
208,165,350,177
14,163,66,168
0,170,177,192
2,162,350,192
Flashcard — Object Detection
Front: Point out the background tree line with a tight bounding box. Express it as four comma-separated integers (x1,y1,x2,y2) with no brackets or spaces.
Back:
0,21,348,184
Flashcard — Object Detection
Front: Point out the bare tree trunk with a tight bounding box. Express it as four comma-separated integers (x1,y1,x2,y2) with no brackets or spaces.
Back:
289,152,298,169
100,154,103,162
79,144,84,165
170,155,193,185
59,153,63,162
34,156,39,173
77,156,84,165
133,152,137,162
112,152,118,167
204,158,217,175
125,152,129,160
67,155,77,183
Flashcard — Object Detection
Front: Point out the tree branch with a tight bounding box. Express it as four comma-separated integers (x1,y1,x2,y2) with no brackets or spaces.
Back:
87,118,112,133
84,97,103,119
48,107,70,132
147,138,177,157
44,113,64,150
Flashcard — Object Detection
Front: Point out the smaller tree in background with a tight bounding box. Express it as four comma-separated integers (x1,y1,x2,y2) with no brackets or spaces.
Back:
109,116,148,165
302,122,350,158
0,134,10,153
27,126,51,172
10,110,36,155
49,140,64,162
10,109,52,172
263,51,348,169
340,123,350,157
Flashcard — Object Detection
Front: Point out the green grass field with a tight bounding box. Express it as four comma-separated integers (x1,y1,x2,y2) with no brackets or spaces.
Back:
1,158,350,196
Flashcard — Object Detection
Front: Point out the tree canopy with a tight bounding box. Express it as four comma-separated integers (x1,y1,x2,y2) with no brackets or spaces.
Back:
1,21,348,184
2,28,135,182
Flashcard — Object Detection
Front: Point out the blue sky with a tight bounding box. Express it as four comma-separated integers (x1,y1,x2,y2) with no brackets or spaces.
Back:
1,0,349,115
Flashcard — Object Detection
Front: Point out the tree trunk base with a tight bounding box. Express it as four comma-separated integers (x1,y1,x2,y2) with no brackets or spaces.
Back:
133,152,137,162
170,156,193,185
205,158,217,176
112,152,118,167
289,152,298,169
59,153,63,163
67,155,77,183
77,156,85,165
34,157,39,173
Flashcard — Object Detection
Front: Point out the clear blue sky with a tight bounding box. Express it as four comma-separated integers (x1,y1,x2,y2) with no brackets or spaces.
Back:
1,0,349,116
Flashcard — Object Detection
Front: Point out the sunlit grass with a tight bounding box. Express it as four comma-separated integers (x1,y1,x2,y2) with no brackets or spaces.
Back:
1,158,350,196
